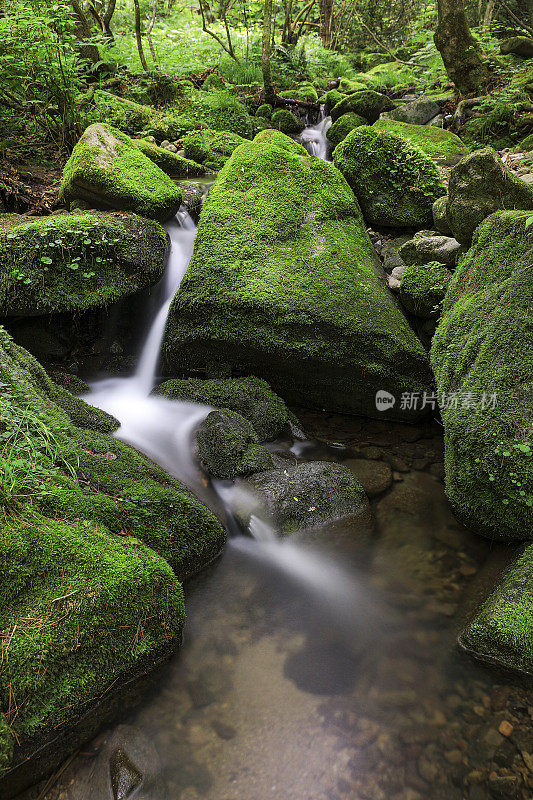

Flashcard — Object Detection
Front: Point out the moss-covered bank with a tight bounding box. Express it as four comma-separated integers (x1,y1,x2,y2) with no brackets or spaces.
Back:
372,118,468,166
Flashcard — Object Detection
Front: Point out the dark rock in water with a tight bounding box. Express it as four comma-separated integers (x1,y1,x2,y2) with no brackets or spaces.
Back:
344,458,393,497
500,36,533,58
431,211,533,542
444,148,533,244
155,376,293,441
196,409,274,480
459,544,533,676
241,461,369,535
165,130,432,420
382,97,440,125
110,748,143,800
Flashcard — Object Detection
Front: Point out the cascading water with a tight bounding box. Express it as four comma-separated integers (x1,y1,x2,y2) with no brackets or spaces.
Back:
299,107,332,161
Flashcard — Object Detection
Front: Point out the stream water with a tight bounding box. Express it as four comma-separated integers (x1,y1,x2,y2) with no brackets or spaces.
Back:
30,124,533,800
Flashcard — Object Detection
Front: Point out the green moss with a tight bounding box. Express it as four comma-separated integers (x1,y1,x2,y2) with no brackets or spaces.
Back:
460,544,533,674
326,113,366,148
154,376,292,441
196,408,274,479
205,96,254,139
60,124,182,223
91,90,177,139
0,713,13,775
271,108,303,134
202,73,226,91
338,77,371,93
399,261,451,318
256,104,273,119
164,129,431,419
278,82,319,103
333,126,446,228
372,118,468,166
132,139,206,177
183,128,245,170
0,211,168,315
323,89,347,115
330,90,395,123
430,211,533,541
519,132,533,151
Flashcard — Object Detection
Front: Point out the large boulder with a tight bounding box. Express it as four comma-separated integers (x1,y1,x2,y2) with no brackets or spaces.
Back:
196,408,274,479
500,36,533,58
326,112,366,148
431,211,533,542
444,148,533,244
382,97,440,125
241,461,369,535
92,90,179,139
330,90,395,123
60,124,182,222
271,108,304,134
372,118,468,166
0,326,225,794
154,376,292,441
0,211,168,315
333,126,446,228
399,232,463,267
459,544,533,675
165,130,432,420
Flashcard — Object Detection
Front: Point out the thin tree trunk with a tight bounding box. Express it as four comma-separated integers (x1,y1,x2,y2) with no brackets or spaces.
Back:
147,0,160,70
103,0,117,40
482,0,497,33
70,0,101,64
262,0,275,105
319,0,335,47
133,0,150,72
434,0,488,94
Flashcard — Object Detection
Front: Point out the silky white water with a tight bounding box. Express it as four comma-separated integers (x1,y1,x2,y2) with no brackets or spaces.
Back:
299,111,332,161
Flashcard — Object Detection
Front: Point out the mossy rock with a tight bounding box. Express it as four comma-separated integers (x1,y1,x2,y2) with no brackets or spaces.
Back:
382,97,440,125
0,326,225,781
60,124,182,222
338,77,373,93
330,90,395,123
154,376,292,441
279,83,319,103
251,116,272,135
323,89,347,115
0,211,167,316
430,211,533,542
445,148,533,244
256,103,273,119
132,139,206,177
202,73,225,91
459,544,533,675
326,113,366,148
372,118,468,166
432,195,453,236
164,130,432,419
91,90,176,139
518,132,533,151
333,126,446,228
196,408,274,480
399,261,452,318
271,108,304,134
399,233,463,267
183,128,245,170
205,97,254,139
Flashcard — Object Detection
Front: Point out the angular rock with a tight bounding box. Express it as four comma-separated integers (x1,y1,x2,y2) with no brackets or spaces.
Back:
459,544,533,675
132,138,205,177
196,409,274,479
382,97,440,125
0,211,168,315
500,36,533,58
154,376,292,441
165,130,432,419
445,148,533,244
399,261,452,318
431,211,533,541
330,90,395,123
242,461,369,535
372,118,468,166
326,112,366,148
60,124,182,222
333,126,446,228
399,233,463,267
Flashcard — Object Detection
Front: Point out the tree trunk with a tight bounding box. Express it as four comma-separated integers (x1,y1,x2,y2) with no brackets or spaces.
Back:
133,0,150,73
262,0,275,105
319,0,335,47
434,0,488,95
482,0,497,33
70,0,101,65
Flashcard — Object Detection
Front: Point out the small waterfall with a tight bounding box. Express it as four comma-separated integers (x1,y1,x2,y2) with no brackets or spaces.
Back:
299,110,332,161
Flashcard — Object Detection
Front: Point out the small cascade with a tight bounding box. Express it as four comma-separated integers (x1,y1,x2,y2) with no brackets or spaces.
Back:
299,109,332,161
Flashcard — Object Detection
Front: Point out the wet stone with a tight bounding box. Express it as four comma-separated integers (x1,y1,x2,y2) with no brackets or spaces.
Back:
344,458,393,497
110,748,143,800
210,719,237,740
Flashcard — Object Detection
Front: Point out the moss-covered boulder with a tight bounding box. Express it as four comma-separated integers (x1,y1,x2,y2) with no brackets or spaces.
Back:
132,139,205,177
241,461,369,535
431,211,533,542
445,148,533,245
432,195,453,236
205,96,254,139
154,376,292,441
183,128,245,171
326,113,366,148
165,130,432,419
91,91,177,139
383,97,440,125
399,232,463,267
399,261,452,318
333,127,446,228
256,103,273,119
330,90,395,123
60,124,182,222
323,89,347,115
196,409,274,480
372,118,468,166
271,108,304,134
0,326,225,789
0,211,167,315
460,545,533,675
279,82,319,103
338,77,372,93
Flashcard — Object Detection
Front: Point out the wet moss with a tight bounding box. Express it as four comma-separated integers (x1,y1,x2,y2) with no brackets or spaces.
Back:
330,90,395,123
399,261,452,318
333,126,446,228
431,211,533,541
0,211,168,315
323,89,347,115
278,82,319,103
164,129,431,419
326,113,366,149
271,108,304,134
196,408,274,479
372,118,468,166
